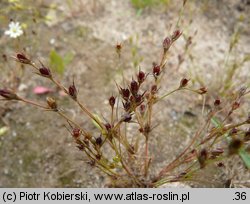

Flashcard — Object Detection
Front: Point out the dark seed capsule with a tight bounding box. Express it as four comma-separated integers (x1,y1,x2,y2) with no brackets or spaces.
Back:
153,64,160,77
123,101,131,112
179,78,189,88
144,123,151,134
120,88,130,100
68,82,77,100
171,30,182,41
134,94,143,104
130,80,139,95
105,123,112,131
137,70,146,84
151,84,158,94
116,43,122,54
16,53,31,64
0,89,19,100
39,67,51,77
95,137,103,146
214,99,221,106
129,95,135,103
96,154,101,160
162,37,172,51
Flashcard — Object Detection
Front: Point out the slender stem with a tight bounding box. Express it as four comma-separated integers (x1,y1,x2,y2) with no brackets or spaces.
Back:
111,108,114,126
76,100,105,130
157,88,180,101
50,77,68,93
57,111,89,136
199,121,246,146
111,139,142,186
19,98,48,109
19,96,117,177
30,62,106,132
60,114,118,177
144,138,149,177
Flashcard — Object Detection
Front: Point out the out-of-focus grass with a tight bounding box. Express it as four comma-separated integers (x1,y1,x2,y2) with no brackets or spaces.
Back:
130,0,170,14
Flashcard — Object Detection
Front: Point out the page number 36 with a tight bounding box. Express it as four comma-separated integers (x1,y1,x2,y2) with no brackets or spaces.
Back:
233,192,247,200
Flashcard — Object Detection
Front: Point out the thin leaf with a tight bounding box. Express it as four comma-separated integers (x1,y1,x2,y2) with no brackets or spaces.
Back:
91,114,105,134
49,49,65,75
63,52,74,65
211,116,222,128
239,149,250,169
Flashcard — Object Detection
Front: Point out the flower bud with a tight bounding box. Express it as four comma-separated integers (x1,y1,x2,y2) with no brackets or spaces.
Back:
134,94,143,105
151,84,158,94
39,66,52,78
162,37,172,51
95,136,103,146
179,78,189,88
46,97,57,110
214,99,221,106
68,81,77,100
105,123,112,131
122,101,131,112
153,64,161,77
15,53,31,64
130,80,139,95
0,89,19,100
96,154,102,160
171,30,182,41
137,70,146,84
120,88,130,100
